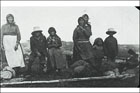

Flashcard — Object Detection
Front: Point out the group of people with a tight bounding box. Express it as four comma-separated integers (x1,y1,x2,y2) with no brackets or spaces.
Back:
71,14,119,76
0,14,67,78
0,14,139,79
28,26,66,75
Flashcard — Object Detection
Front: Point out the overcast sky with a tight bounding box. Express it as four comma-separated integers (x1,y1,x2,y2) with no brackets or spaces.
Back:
1,6,139,44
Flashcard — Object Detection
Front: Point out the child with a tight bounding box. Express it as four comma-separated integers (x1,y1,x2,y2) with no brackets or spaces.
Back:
93,38,104,70
104,28,118,62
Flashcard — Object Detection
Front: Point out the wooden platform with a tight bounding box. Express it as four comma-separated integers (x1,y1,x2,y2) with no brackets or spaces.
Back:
1,74,136,87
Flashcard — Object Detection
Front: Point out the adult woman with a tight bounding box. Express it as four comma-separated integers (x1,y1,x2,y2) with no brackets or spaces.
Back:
1,14,25,71
73,17,96,68
46,27,66,73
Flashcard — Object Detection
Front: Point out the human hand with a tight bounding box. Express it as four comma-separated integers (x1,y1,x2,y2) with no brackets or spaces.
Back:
43,66,47,72
79,26,86,31
37,52,41,56
14,43,18,51
1,45,5,51
93,45,97,49
45,57,48,61
104,56,107,59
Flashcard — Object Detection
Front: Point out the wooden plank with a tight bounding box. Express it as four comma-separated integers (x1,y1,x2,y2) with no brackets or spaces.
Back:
0,75,128,86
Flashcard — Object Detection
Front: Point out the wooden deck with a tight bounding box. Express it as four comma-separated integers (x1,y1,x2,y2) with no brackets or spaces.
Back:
1,74,137,87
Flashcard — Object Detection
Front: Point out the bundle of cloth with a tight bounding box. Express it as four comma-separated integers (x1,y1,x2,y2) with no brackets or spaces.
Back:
0,66,16,80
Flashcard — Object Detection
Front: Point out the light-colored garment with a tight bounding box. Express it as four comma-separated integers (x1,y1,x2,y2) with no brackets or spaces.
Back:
3,35,25,68
0,66,16,79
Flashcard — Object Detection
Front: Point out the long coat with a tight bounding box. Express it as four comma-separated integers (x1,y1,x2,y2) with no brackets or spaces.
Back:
30,34,48,57
104,36,118,59
73,24,94,62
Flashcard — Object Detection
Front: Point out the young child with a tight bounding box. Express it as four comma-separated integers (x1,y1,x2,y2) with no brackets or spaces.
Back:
104,28,118,62
103,28,120,76
93,38,104,71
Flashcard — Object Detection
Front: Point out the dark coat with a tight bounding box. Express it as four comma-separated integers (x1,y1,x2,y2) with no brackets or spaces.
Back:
126,54,139,69
46,35,62,49
104,36,118,58
30,33,48,56
73,24,94,61
46,35,66,69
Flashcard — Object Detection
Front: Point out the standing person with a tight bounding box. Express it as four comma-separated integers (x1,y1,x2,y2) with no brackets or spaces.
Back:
73,14,92,62
46,27,66,73
1,14,25,76
27,26,48,76
93,38,104,70
82,14,91,33
73,17,96,69
103,28,119,76
104,28,118,62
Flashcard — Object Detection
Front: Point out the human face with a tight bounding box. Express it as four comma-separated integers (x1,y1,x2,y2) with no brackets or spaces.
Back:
50,31,55,36
7,16,14,24
109,33,114,36
83,16,89,23
35,32,41,37
79,19,85,26
97,40,103,46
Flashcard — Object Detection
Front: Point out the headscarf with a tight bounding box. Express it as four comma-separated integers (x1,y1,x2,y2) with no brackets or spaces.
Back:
6,14,15,25
128,49,136,55
82,14,89,19
48,27,56,34
78,17,85,25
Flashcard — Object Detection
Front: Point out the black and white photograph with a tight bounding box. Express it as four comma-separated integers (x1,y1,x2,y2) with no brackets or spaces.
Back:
0,1,139,90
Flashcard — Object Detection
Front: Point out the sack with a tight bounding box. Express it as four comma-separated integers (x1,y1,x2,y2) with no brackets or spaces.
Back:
0,66,16,79
101,60,117,72
0,71,13,79
74,66,85,74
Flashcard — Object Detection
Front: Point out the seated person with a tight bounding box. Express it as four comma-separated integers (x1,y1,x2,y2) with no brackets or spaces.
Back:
46,27,66,73
27,26,48,76
92,38,104,71
120,49,139,75
125,49,139,69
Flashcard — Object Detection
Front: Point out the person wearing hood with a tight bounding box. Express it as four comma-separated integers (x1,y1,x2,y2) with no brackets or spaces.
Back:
82,14,92,34
46,27,66,73
1,14,25,76
73,17,96,69
27,26,48,76
73,14,93,62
